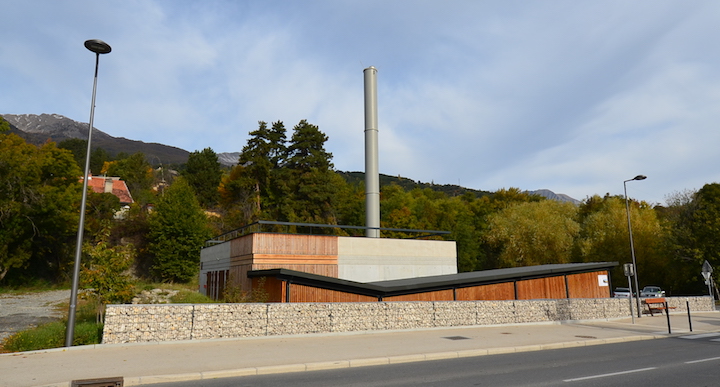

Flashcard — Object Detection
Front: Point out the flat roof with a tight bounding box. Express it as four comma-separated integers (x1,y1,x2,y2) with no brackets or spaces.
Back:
248,262,618,299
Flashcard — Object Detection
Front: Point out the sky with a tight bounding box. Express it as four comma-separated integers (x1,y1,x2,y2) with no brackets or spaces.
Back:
2,0,720,205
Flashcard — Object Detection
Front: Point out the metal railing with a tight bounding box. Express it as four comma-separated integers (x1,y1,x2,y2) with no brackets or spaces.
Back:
205,220,450,246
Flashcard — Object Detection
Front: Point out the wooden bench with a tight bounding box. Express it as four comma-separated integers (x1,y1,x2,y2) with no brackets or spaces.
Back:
643,297,677,316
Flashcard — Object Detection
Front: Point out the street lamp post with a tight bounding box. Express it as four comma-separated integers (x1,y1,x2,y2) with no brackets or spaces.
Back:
624,174,646,318
65,39,112,347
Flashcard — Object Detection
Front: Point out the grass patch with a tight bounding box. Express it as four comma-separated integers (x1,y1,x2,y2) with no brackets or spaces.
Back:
2,321,102,352
170,290,214,304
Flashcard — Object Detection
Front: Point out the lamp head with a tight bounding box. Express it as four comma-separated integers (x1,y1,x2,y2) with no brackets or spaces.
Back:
84,39,111,54
633,175,647,181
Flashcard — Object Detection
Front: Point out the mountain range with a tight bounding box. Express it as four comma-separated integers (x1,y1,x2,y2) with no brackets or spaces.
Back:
2,113,191,166
2,113,580,204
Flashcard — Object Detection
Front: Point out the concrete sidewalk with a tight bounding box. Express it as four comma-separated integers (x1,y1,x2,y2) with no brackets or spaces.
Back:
2,311,719,387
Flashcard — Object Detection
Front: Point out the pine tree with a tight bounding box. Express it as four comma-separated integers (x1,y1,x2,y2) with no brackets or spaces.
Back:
236,121,289,220
183,147,222,207
282,120,337,226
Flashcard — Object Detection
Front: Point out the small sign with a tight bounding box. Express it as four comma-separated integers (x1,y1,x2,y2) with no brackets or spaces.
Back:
623,263,634,277
702,260,713,274
598,274,609,287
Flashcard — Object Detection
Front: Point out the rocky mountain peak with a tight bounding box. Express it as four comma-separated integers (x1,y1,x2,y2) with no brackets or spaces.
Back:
2,113,100,140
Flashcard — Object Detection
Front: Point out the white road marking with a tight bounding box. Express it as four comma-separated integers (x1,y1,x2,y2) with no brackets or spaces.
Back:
679,333,720,339
685,356,720,364
563,367,657,382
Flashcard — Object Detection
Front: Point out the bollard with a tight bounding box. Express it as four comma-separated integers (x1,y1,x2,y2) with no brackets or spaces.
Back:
687,299,693,332
665,301,671,334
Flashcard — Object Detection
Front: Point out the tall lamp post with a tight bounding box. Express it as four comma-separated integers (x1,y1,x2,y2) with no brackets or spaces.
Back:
65,39,112,347
624,174,646,318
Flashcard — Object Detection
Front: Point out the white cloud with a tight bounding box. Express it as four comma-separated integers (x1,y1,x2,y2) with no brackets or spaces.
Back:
2,0,720,205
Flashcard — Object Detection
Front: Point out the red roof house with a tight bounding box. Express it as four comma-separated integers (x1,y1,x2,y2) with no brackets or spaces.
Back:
82,175,134,205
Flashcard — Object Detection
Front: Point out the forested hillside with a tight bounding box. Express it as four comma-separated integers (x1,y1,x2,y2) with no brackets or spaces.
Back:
1,116,718,297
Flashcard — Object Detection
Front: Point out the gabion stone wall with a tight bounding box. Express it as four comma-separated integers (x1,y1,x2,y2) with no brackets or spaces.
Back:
102,297,714,344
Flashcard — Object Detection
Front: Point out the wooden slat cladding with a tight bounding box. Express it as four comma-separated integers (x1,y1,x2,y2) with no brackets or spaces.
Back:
222,264,338,300
384,290,454,302
567,271,611,298
516,276,566,300
230,236,254,258
456,282,515,301
229,265,252,295
250,254,337,265
287,284,377,303
219,234,341,299
253,233,338,256
228,271,612,303
254,276,285,302
252,264,338,278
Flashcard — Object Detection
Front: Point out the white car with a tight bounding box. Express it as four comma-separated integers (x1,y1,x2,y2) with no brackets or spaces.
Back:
613,287,632,297
640,286,665,298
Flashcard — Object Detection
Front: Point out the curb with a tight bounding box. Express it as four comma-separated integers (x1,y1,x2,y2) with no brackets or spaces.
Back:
35,334,666,387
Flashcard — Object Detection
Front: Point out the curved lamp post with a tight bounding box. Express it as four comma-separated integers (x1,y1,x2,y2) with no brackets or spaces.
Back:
65,39,112,347
624,174,646,318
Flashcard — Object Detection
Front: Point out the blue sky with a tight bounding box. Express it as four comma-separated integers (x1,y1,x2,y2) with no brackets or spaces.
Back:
2,0,720,204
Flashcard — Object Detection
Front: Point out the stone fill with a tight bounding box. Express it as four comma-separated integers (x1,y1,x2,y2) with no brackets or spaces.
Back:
102,296,715,344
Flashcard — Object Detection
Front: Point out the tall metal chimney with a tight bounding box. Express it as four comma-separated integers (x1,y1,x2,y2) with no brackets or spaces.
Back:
364,66,380,238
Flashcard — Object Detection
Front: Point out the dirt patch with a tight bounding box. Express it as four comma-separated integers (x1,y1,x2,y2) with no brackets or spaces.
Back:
0,290,70,345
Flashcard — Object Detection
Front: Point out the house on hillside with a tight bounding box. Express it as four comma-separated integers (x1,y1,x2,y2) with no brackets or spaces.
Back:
81,174,134,218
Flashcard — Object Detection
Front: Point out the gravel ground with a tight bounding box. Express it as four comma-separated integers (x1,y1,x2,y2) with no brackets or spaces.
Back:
0,290,70,342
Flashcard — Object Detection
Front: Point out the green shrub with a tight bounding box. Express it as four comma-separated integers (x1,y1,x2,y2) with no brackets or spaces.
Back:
222,276,269,303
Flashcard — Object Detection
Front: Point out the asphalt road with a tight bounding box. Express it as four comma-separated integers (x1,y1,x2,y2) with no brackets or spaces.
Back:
146,333,720,387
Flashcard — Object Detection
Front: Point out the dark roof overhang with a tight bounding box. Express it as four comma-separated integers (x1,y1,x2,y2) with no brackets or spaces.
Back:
248,262,618,299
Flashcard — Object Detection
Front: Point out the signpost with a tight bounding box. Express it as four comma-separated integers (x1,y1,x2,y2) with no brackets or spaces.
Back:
702,260,714,301
624,263,635,324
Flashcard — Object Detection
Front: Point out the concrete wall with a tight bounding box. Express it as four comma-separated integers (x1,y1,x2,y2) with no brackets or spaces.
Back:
101,296,713,344
199,242,231,291
337,237,457,282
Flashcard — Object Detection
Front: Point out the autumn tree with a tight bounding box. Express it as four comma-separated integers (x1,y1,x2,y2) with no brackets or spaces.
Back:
218,163,255,230
656,190,705,293
0,116,9,133
658,183,720,294
0,133,82,282
333,175,365,231
484,200,579,268
575,195,671,291
690,183,720,268
81,228,135,307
